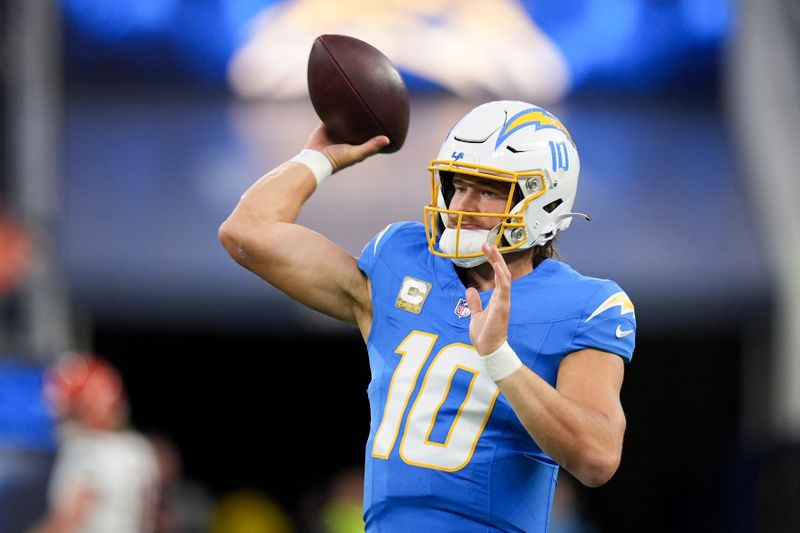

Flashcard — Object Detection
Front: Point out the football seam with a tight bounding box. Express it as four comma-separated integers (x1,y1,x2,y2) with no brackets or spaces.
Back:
319,38,394,148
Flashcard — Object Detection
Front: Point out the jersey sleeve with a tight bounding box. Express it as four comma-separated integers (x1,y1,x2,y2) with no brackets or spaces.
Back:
357,222,407,277
570,282,636,362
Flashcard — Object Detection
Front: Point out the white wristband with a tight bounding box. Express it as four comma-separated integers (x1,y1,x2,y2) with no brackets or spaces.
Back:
481,341,523,382
289,149,334,187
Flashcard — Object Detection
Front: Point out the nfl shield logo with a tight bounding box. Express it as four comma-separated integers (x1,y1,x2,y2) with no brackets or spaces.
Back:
454,298,471,318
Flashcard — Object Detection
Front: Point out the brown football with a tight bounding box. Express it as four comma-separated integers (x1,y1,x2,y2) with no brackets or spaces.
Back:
307,34,409,153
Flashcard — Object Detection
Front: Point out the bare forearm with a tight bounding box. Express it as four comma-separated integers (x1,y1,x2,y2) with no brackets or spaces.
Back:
219,163,316,258
29,488,95,533
28,517,79,533
218,155,374,325
220,125,389,251
230,162,316,226
498,367,624,486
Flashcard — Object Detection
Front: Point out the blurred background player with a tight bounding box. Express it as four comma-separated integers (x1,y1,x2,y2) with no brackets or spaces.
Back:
219,100,635,531
30,352,158,533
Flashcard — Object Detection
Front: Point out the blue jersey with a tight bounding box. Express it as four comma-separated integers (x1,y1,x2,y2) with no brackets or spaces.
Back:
357,222,635,533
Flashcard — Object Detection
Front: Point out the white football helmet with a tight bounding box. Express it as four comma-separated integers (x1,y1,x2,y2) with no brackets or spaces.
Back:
425,100,587,267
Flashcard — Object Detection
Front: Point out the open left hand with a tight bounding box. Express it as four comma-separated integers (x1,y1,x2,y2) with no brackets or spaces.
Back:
465,243,512,355
304,124,389,173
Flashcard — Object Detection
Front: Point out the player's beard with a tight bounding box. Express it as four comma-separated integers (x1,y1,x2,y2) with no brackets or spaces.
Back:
438,228,490,267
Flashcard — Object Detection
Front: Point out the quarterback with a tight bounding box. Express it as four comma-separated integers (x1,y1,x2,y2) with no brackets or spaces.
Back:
220,101,635,532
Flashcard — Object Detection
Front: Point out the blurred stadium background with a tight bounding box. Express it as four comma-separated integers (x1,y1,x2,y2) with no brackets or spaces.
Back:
2,0,800,531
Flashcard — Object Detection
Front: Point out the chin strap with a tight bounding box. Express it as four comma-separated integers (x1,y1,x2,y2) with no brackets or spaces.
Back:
439,228,491,267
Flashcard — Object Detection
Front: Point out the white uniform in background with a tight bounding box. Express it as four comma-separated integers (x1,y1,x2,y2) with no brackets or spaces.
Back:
48,428,158,533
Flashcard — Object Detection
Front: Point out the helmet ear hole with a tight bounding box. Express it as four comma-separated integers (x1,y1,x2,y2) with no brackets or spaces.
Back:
543,199,562,213
439,171,455,206
511,185,523,204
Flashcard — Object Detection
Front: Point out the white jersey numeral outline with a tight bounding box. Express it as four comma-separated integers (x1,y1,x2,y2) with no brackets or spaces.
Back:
372,330,500,471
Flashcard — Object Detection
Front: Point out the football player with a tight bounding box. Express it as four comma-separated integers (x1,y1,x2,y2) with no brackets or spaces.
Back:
220,101,636,532
31,353,159,533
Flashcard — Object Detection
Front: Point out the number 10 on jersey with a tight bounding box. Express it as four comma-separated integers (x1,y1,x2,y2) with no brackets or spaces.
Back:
371,330,500,471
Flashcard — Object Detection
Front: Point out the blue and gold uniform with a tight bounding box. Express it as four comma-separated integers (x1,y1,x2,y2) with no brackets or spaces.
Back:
358,222,635,532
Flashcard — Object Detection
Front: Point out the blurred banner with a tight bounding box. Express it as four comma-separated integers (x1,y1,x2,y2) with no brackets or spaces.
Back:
0,362,55,452
0,361,55,533
62,0,733,99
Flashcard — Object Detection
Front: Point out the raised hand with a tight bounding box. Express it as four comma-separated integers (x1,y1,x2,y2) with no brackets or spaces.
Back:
465,243,512,355
304,124,389,173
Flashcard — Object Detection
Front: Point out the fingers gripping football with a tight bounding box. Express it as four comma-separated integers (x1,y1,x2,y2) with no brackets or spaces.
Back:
305,124,389,172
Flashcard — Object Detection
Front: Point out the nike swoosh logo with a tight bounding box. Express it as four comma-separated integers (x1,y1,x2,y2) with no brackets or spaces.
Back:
616,325,634,338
